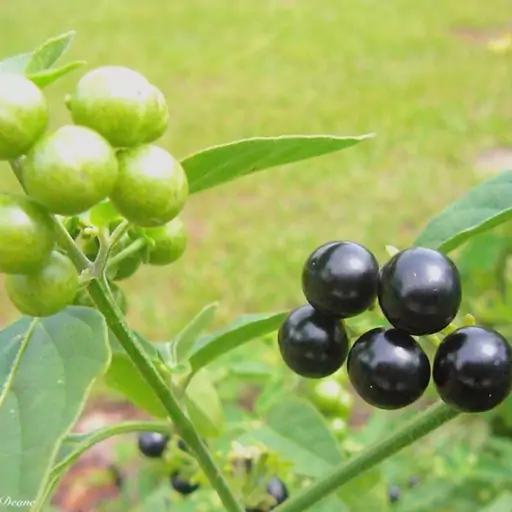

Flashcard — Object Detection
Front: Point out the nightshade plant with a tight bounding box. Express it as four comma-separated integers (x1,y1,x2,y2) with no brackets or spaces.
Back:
0,31,511,512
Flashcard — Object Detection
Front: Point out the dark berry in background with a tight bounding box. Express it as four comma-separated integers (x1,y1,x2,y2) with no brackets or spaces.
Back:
347,328,431,409
137,432,169,458
378,247,461,335
267,476,289,507
171,472,200,495
433,326,512,412
388,485,401,503
302,241,379,318
278,304,349,378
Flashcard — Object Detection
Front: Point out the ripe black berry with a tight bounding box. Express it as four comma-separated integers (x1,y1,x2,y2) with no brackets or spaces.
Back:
302,241,379,318
378,247,461,335
278,304,349,378
267,477,289,507
171,472,200,495
137,432,169,458
347,328,431,409
388,485,401,503
433,326,512,412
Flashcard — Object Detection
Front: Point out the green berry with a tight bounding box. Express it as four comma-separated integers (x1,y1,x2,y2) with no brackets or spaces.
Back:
6,250,78,316
0,194,54,274
0,73,48,160
144,217,187,266
23,125,118,215
67,66,169,147
111,144,188,227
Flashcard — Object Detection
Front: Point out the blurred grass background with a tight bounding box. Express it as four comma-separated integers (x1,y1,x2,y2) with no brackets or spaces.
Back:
0,0,510,338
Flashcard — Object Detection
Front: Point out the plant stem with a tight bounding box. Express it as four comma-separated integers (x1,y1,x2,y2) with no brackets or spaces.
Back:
51,420,172,478
275,402,460,512
107,237,147,270
92,220,129,277
88,277,244,512
8,160,244,512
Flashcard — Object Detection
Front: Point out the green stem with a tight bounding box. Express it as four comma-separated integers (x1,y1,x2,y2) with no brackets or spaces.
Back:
275,402,460,512
88,277,244,512
8,160,243,512
92,220,129,277
107,237,147,270
51,420,171,478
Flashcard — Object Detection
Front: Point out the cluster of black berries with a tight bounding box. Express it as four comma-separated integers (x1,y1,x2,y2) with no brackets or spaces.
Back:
138,432,200,496
278,242,512,412
137,433,288,510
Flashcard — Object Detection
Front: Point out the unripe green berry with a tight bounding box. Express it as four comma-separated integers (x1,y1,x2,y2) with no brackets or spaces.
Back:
0,194,54,274
144,217,187,266
111,144,188,227
0,73,48,160
22,125,118,215
6,250,78,316
67,66,169,147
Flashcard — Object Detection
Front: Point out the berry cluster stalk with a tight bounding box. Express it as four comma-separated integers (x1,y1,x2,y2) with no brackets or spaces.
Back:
9,160,244,512
274,402,459,512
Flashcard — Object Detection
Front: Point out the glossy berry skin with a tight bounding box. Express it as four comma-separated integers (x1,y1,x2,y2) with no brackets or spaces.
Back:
111,144,188,227
267,477,289,508
170,473,200,496
347,328,431,409
0,194,54,275
23,125,118,215
433,326,512,412
378,247,461,335
278,304,349,379
0,73,48,160
302,241,379,318
137,432,169,458
6,251,78,317
144,217,187,266
68,66,169,148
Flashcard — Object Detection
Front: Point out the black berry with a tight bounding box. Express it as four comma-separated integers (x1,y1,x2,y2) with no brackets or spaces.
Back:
347,328,431,409
171,472,200,495
408,476,420,488
433,326,512,412
278,304,349,378
137,432,169,458
178,439,189,453
388,485,401,503
267,477,289,508
302,241,379,318
378,247,461,335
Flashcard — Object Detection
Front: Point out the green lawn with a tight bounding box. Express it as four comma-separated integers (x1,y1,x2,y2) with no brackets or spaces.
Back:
0,0,510,337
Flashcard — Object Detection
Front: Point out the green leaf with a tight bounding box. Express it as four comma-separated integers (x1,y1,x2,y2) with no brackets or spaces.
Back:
481,493,512,512
0,52,33,73
238,398,342,477
173,302,218,364
104,332,166,418
0,307,109,504
28,61,86,88
182,134,372,194
337,467,388,512
414,170,512,253
25,31,76,74
185,369,224,438
189,311,287,372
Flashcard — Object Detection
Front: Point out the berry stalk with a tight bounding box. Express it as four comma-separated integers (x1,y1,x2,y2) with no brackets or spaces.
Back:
274,402,459,512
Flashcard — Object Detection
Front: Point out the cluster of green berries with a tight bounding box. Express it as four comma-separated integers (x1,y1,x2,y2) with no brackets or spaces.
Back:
137,432,288,510
278,242,512,413
0,67,188,317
